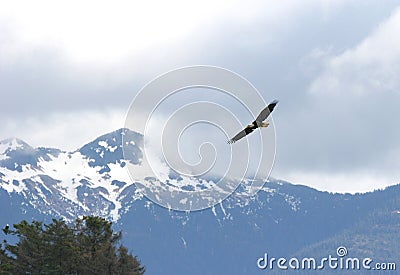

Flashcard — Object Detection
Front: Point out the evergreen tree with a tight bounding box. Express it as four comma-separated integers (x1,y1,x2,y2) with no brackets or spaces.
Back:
2,216,145,274
6,220,47,273
0,242,13,274
117,245,145,275
43,219,76,274
75,216,121,274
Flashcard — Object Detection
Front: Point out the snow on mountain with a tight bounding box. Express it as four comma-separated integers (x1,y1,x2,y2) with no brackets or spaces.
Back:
2,129,400,274
0,128,294,222
0,129,145,221
0,138,28,153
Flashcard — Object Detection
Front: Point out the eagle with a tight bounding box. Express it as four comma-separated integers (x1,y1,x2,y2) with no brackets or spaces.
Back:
228,100,278,144
2,224,9,235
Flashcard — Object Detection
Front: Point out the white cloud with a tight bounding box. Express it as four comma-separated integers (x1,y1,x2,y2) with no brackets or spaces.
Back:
0,1,239,66
0,0,329,68
278,169,399,194
0,0,216,64
309,7,400,97
1,0,399,194
0,109,126,151
285,6,400,193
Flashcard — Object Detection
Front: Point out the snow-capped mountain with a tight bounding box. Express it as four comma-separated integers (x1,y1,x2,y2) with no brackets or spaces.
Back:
0,128,298,222
0,129,144,222
1,129,399,274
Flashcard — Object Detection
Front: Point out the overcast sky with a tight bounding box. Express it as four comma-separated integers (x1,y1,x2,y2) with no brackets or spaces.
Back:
1,0,399,193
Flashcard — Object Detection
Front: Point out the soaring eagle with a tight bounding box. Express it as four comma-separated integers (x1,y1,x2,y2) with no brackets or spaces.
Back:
2,224,9,235
228,100,278,144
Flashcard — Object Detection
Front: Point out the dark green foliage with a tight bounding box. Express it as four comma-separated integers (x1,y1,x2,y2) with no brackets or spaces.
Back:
0,216,144,275
117,246,146,275
0,244,13,274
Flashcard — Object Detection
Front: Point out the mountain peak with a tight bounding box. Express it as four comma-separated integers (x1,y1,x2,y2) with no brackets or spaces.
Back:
0,137,32,153
74,128,143,175
0,128,144,222
0,137,62,172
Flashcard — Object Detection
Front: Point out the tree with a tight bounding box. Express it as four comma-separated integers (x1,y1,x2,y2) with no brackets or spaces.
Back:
43,219,76,274
2,216,145,274
0,242,13,274
5,220,47,274
75,216,121,274
117,245,145,275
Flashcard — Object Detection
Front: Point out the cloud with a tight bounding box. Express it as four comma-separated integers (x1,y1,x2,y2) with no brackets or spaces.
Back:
1,1,313,118
0,0,333,71
0,0,221,64
279,170,399,194
273,7,400,192
1,1,400,193
0,109,125,151
309,7,400,97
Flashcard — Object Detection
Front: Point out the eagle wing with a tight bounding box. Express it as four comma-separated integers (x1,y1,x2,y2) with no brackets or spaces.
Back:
255,100,279,122
255,105,271,122
228,128,254,144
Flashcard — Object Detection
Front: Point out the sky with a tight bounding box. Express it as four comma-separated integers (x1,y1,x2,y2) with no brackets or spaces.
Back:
1,0,399,193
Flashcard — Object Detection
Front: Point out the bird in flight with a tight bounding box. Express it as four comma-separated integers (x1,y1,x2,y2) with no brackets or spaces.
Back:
2,224,9,235
228,100,278,144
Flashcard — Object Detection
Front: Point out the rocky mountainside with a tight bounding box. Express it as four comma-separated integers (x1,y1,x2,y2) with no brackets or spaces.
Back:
1,129,399,274
0,129,143,222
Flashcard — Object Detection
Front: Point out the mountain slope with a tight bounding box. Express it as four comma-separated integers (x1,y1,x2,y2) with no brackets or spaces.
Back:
117,182,400,274
290,186,400,274
0,129,143,222
1,129,399,274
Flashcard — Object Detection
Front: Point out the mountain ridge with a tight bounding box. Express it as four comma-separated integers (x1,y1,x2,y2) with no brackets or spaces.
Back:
1,128,399,274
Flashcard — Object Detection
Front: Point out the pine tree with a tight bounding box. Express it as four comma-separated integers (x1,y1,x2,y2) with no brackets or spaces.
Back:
5,220,47,273
2,216,145,274
0,242,14,274
117,245,145,275
74,216,121,274
43,219,76,274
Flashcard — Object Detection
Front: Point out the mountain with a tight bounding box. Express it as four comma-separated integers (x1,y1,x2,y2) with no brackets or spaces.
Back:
1,129,399,274
290,187,400,274
0,129,143,222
